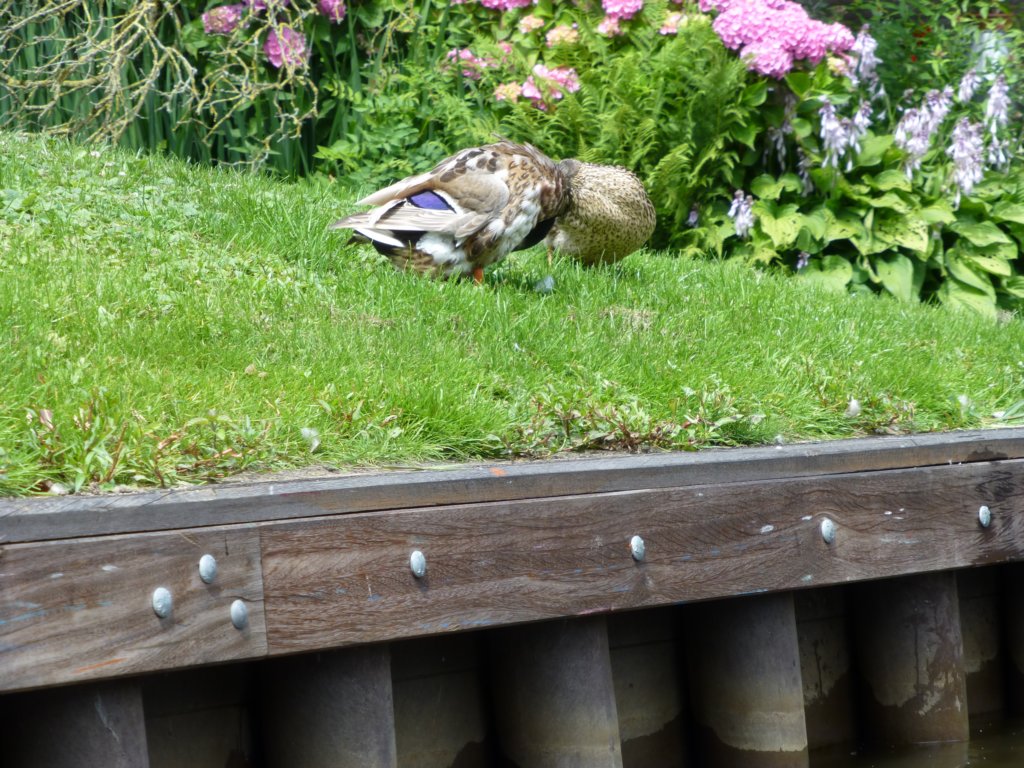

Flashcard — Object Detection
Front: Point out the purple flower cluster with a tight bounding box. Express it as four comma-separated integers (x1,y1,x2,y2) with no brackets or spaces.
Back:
202,4,245,35
318,0,346,23
264,26,307,69
597,0,644,36
700,0,854,79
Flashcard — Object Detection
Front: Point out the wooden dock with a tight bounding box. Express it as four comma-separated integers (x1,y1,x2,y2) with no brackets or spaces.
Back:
2,428,1024,766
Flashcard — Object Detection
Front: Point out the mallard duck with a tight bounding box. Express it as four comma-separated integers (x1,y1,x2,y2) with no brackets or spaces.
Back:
546,161,656,265
331,141,570,282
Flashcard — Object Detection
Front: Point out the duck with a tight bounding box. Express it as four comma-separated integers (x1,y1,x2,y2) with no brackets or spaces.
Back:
545,161,656,265
331,140,571,282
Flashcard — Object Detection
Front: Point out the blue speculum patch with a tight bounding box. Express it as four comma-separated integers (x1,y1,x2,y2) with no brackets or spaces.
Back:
408,190,453,211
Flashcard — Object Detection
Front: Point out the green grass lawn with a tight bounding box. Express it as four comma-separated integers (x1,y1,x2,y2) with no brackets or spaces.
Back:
1,131,1023,495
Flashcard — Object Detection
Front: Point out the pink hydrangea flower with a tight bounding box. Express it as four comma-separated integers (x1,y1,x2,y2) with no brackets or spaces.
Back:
660,11,683,34
603,0,643,20
446,48,493,80
318,0,346,23
597,15,622,36
702,0,854,78
518,14,545,33
480,0,532,9
202,4,245,35
494,82,524,102
546,24,579,46
521,64,581,110
264,26,307,69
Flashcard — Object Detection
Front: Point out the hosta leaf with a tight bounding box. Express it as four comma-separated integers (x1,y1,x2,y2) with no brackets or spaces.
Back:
992,202,1024,225
866,169,912,192
798,255,853,291
753,202,804,249
822,210,866,242
875,253,917,302
874,212,930,254
750,173,802,201
938,278,997,318
920,201,956,225
855,134,894,167
964,252,1013,277
950,219,1013,247
945,250,995,297
1003,276,1024,298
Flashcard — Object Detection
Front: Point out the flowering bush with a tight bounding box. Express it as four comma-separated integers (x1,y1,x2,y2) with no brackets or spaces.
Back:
716,46,1024,315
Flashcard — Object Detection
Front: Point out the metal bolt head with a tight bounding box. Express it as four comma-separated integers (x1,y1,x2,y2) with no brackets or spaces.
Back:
199,554,218,584
630,535,646,562
979,505,992,528
410,550,427,579
230,599,248,630
152,587,173,618
820,518,836,545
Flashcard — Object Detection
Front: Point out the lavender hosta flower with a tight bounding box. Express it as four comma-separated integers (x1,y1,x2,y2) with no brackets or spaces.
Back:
819,99,848,169
687,205,700,227
947,118,985,208
988,135,1010,172
797,148,814,194
796,251,810,270
318,0,345,23
765,126,786,168
925,87,953,131
985,75,1010,136
728,190,755,239
518,14,544,34
894,107,936,179
264,26,307,69
958,68,980,103
546,24,579,47
202,4,245,35
848,25,881,88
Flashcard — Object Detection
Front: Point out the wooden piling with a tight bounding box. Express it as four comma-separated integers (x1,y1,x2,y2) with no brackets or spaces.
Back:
852,572,969,746
391,633,491,768
0,679,149,768
795,587,856,751
489,616,623,768
261,645,397,768
1003,562,1024,714
687,592,808,768
608,608,689,767
143,665,257,768
957,567,1004,722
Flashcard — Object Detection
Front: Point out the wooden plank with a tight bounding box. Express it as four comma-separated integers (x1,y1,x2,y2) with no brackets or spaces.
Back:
261,460,1024,654
0,525,266,692
4,429,1024,543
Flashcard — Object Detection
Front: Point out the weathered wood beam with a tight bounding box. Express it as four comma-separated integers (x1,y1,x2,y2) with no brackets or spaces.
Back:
3,428,1023,543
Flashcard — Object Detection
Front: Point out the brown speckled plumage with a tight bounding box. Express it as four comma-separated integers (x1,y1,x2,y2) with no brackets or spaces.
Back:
330,141,569,280
546,161,656,265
